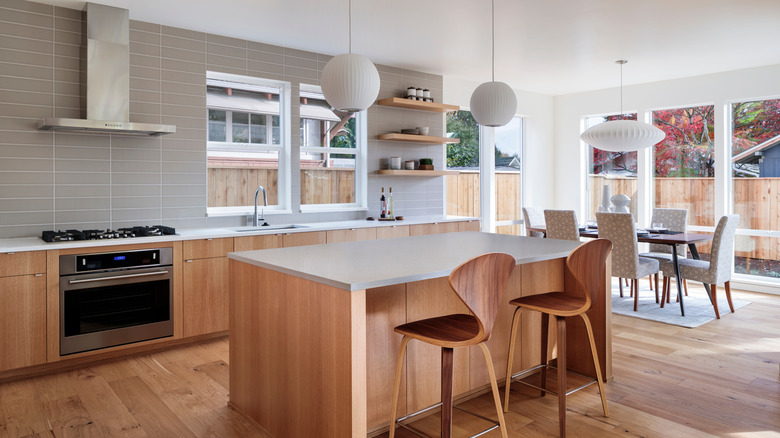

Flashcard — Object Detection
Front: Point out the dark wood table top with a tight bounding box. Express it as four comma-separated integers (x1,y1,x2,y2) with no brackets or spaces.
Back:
527,226,713,246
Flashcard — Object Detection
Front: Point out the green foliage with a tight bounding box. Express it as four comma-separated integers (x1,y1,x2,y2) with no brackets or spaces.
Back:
330,116,356,158
446,110,479,167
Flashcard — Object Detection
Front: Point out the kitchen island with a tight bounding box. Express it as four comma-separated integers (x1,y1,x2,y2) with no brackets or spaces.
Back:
227,232,611,437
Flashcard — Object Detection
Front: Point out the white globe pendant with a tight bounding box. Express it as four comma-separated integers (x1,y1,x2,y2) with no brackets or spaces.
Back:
321,53,380,113
470,81,517,127
580,119,665,152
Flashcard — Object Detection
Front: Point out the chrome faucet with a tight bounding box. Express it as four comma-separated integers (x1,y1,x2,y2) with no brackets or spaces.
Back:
252,186,268,227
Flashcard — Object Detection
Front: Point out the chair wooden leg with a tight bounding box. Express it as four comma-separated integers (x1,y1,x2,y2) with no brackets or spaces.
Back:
389,336,411,438
630,279,635,297
540,313,550,397
579,313,609,417
649,275,653,291
683,279,689,296
633,278,639,311
654,273,660,303
479,343,508,438
711,284,720,319
624,278,629,287
555,316,567,438
725,281,735,313
618,278,624,297
504,307,522,412
660,277,667,308
441,347,454,438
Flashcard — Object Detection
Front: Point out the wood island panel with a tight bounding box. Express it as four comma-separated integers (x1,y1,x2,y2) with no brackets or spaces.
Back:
229,260,366,438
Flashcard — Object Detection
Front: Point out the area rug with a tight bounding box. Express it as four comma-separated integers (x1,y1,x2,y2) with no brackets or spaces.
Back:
610,284,750,328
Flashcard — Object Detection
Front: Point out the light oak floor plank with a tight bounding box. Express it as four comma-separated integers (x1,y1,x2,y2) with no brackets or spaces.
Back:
0,287,777,437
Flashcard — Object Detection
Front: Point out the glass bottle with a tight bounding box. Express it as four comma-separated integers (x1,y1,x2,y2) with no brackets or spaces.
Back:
380,187,386,219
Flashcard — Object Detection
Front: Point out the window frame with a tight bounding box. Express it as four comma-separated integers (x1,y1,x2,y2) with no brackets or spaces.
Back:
298,84,367,213
206,71,292,216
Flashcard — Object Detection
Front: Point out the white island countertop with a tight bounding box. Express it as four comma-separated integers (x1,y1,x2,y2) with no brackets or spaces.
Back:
228,231,581,291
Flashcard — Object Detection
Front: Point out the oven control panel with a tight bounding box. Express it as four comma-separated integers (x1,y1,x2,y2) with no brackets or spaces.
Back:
60,247,173,276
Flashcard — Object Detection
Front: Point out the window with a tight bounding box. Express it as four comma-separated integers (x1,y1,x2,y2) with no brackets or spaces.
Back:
652,105,715,227
731,98,780,279
494,117,523,235
298,84,365,210
446,110,480,218
206,72,290,214
583,113,638,221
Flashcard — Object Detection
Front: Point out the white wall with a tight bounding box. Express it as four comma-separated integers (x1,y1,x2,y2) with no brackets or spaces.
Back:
553,63,780,224
443,77,556,209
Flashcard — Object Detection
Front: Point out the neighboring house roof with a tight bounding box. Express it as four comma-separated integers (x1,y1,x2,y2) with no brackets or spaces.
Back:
732,134,780,164
495,156,521,169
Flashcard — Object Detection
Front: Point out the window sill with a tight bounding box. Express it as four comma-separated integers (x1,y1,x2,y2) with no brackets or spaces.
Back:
299,205,368,213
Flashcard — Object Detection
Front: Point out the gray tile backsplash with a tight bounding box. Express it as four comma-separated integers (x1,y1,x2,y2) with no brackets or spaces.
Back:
0,0,447,238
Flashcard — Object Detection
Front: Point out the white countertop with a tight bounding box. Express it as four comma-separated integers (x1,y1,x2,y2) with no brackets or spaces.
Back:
228,231,580,291
0,215,477,252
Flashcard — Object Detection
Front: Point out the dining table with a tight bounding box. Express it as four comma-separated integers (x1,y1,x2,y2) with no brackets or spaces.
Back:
527,226,714,316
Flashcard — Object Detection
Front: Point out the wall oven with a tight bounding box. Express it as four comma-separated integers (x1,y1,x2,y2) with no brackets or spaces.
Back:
59,248,174,355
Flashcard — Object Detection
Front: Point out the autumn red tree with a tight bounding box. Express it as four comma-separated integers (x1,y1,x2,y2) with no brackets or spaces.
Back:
732,98,780,154
653,106,714,177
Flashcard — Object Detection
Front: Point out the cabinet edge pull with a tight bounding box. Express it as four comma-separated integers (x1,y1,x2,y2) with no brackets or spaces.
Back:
34,273,43,277
186,259,193,263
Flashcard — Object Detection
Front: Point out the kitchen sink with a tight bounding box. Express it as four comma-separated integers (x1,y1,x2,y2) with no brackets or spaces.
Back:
231,224,308,232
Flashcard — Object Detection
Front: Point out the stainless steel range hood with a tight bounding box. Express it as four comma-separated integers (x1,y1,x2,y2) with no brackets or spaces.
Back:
38,3,175,136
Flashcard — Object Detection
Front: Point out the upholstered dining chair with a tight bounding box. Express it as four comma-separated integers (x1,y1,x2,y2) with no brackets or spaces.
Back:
639,208,689,296
523,206,545,238
596,212,660,311
661,214,740,319
544,209,580,241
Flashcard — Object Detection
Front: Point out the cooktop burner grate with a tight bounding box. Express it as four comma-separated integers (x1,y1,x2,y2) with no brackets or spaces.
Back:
41,225,176,242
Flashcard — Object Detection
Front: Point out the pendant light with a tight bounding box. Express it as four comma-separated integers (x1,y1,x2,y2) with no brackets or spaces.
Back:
320,0,380,113
580,60,665,152
469,0,517,127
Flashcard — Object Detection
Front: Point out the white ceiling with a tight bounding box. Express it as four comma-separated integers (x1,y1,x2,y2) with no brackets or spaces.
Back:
35,0,780,95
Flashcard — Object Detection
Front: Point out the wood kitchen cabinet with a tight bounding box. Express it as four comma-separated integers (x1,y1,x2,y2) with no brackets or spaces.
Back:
326,227,376,244
458,219,480,232
234,234,282,251
0,251,46,372
409,221,460,236
182,238,233,337
281,231,327,247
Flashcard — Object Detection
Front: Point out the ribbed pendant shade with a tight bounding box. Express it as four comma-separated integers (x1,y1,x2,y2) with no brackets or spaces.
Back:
580,119,665,152
321,53,380,113
470,81,517,127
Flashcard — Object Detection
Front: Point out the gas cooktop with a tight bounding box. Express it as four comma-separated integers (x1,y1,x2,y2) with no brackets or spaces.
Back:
41,225,176,242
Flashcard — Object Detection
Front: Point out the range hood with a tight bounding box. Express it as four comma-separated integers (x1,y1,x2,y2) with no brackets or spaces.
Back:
38,3,175,136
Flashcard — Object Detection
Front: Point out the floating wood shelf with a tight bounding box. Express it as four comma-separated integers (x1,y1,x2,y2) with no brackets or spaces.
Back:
376,97,460,113
376,169,459,176
377,133,460,144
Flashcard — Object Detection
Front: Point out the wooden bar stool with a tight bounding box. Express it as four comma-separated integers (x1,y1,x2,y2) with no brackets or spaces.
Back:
503,239,611,437
388,252,516,438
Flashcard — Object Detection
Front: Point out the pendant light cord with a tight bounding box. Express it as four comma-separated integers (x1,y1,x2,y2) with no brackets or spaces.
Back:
349,0,352,54
619,60,623,115
491,0,495,82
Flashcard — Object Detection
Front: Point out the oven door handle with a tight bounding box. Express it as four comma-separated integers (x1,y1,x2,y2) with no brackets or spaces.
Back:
67,270,169,284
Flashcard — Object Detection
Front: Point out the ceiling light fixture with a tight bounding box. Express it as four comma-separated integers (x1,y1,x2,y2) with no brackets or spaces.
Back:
580,60,665,152
469,0,517,127
320,0,380,113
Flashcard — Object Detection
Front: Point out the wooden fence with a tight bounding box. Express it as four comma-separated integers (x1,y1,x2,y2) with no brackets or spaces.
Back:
589,175,780,261
208,166,354,208
446,171,524,235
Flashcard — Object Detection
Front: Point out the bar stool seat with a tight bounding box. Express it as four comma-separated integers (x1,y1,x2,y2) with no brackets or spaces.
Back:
389,252,516,438
504,239,612,437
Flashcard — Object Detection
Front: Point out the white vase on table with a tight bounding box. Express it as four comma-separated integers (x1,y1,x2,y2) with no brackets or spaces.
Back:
610,194,630,213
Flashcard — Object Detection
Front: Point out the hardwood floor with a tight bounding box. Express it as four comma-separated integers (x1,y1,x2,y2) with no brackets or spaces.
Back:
0,286,778,437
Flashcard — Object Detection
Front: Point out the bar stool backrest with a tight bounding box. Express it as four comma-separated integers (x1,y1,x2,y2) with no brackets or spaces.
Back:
566,239,613,306
448,252,516,344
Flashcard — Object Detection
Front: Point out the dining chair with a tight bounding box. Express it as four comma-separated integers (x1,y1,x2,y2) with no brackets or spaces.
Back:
661,214,740,319
544,209,580,241
503,239,611,437
389,252,516,438
523,206,545,238
639,208,689,297
596,212,660,311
